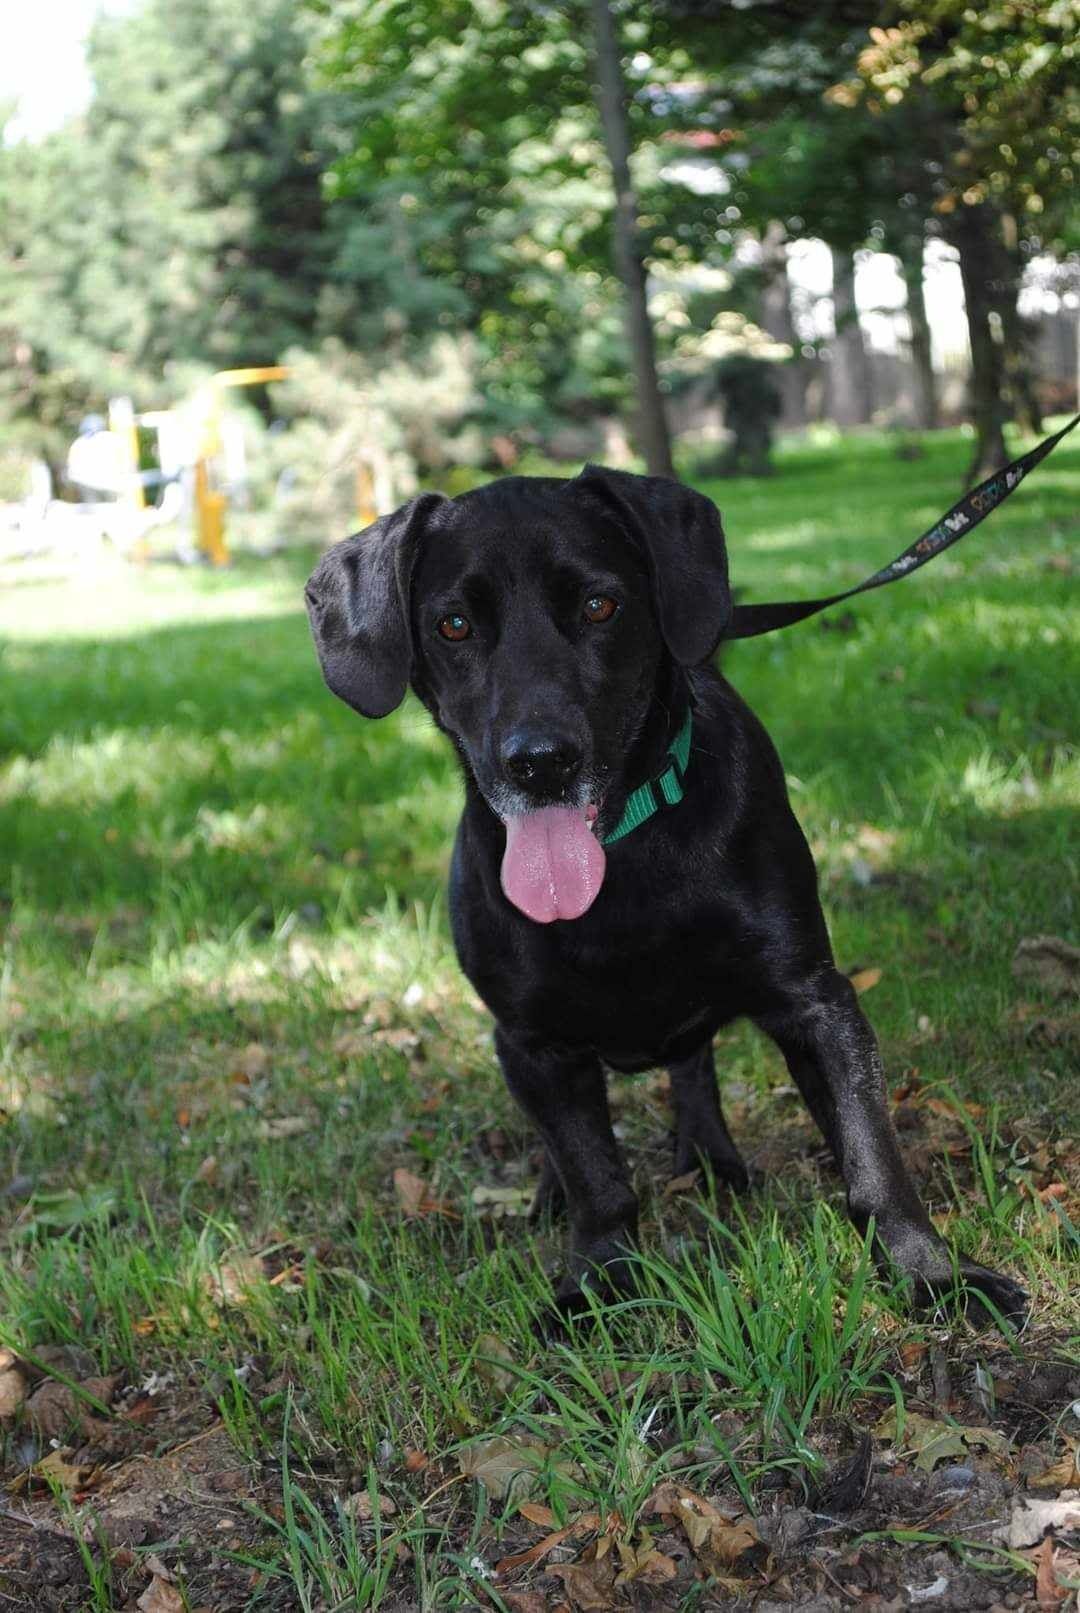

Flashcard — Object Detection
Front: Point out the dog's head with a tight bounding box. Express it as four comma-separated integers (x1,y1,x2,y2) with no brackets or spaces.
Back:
305,466,730,922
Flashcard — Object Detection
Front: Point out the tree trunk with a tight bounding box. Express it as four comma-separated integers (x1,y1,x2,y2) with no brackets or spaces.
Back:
896,232,938,430
589,0,675,479
760,221,807,427
994,213,1043,436
828,247,874,427
950,205,1009,485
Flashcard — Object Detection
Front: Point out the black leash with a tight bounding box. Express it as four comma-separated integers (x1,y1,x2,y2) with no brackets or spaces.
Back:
727,413,1079,641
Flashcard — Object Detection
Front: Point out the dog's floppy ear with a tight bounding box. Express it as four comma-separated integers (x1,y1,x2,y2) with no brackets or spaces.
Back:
573,465,731,665
304,492,447,718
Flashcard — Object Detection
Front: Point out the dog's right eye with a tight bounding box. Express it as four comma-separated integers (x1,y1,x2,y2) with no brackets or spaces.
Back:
437,613,471,642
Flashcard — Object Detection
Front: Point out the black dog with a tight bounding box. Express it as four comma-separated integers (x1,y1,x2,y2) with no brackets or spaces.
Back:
305,467,1027,1324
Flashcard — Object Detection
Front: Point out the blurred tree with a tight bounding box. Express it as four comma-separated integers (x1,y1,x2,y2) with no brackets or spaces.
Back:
661,0,1078,476
589,0,674,474
316,0,716,458
834,0,1079,476
0,0,358,458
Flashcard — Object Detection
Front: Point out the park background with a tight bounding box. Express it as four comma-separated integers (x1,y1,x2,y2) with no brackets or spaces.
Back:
0,3,1078,1611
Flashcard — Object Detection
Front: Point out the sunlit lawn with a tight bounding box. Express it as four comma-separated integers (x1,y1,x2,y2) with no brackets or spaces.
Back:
0,424,1077,1609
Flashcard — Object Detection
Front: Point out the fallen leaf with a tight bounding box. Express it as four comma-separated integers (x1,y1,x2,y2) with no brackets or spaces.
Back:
333,1028,369,1058
614,1536,677,1585
503,1593,548,1613
1031,1448,1080,1491
403,1448,430,1472
1038,1182,1071,1205
0,1364,28,1419
254,1115,311,1141
233,1042,271,1080
518,1501,558,1528
644,1481,762,1575
204,1252,266,1306
1033,1533,1071,1609
900,1340,929,1370
549,1537,617,1610
495,1525,572,1577
849,966,883,994
347,1491,397,1521
393,1168,456,1218
475,1334,518,1396
875,1408,1012,1473
470,1184,534,1219
1013,936,1080,999
1003,1494,1080,1550
7,1447,103,1496
664,1169,702,1196
24,1380,80,1439
457,1434,552,1501
137,1573,184,1613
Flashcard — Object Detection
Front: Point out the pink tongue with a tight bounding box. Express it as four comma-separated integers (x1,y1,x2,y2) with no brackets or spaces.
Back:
501,806,606,924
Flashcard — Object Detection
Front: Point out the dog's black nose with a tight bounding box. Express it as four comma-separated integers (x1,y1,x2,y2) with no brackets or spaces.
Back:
501,730,583,796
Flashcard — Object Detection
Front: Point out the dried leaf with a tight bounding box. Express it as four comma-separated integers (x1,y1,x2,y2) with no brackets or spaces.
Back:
347,1491,397,1521
643,1481,761,1574
614,1537,677,1586
403,1448,430,1472
664,1169,702,1196
1005,1495,1080,1549
254,1115,311,1141
392,1168,456,1218
137,1574,185,1613
233,1042,271,1080
204,1252,266,1306
470,1184,534,1219
8,1447,103,1496
849,967,883,994
475,1334,518,1396
503,1593,548,1613
548,1538,617,1611
457,1434,551,1501
0,1366,28,1419
1031,1447,1080,1491
518,1501,558,1528
332,1028,369,1059
495,1525,572,1576
1033,1534,1071,1609
875,1407,1011,1473
1013,936,1080,999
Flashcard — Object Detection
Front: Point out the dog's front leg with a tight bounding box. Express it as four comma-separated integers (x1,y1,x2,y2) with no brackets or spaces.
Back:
759,970,1028,1325
495,1026,638,1310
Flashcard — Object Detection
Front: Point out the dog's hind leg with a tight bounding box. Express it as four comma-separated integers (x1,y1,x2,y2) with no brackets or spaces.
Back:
757,969,1028,1326
529,1150,567,1223
669,1042,752,1191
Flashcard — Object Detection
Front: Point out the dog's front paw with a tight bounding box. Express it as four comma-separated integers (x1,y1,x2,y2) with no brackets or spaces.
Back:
533,1234,638,1339
938,1259,1029,1330
897,1243,1029,1330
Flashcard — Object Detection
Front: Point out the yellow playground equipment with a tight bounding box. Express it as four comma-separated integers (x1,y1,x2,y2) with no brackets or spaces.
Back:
109,366,381,565
192,366,290,566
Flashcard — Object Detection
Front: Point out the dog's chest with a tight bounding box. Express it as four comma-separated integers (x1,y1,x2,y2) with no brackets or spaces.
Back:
465,912,750,1070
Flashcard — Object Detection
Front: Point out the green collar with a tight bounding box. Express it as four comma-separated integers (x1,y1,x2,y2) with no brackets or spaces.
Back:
601,709,693,846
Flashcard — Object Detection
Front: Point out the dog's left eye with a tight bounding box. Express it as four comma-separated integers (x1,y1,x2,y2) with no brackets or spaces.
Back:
583,595,618,624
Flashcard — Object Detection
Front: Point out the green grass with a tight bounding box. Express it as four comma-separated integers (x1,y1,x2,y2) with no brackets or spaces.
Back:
1,423,1077,1607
